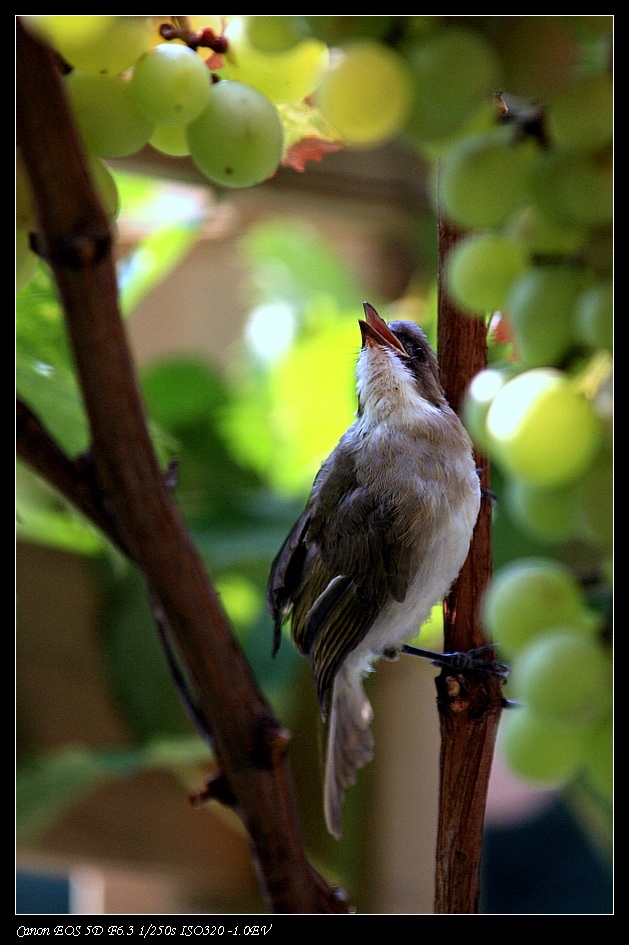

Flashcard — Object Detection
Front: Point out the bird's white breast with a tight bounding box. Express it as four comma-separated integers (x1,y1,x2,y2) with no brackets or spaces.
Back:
348,414,480,678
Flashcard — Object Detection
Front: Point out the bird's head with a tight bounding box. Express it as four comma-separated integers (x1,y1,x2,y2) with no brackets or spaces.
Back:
357,302,447,423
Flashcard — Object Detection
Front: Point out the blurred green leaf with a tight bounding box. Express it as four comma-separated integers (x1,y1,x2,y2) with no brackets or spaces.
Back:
16,463,105,554
16,267,90,457
140,356,266,527
118,222,201,316
16,737,210,844
99,561,195,741
241,218,361,311
113,170,209,315
15,190,201,553
224,297,359,497
16,747,111,844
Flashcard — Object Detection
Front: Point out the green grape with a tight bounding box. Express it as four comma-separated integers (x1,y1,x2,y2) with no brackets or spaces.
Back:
499,704,588,785
513,629,610,730
505,478,579,543
87,156,120,221
546,72,613,152
65,71,154,158
574,280,613,354
404,25,501,147
494,16,578,101
16,226,39,291
23,15,112,56
461,366,514,452
485,368,602,487
187,80,284,188
531,148,613,228
242,16,310,53
505,263,585,368
32,15,154,76
224,16,328,104
507,204,585,257
571,452,613,550
481,556,597,655
131,43,211,126
445,233,528,317
16,148,118,238
439,128,539,230
303,16,400,44
149,123,190,157
583,715,612,799
316,40,413,146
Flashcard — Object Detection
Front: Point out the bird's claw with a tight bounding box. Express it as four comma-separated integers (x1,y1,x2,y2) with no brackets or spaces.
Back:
434,646,510,678
401,643,510,678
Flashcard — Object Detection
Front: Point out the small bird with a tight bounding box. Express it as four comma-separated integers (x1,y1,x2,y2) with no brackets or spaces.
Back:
267,302,482,839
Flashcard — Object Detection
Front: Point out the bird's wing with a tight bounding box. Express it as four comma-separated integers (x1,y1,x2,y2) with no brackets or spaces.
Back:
268,442,417,714
299,566,377,714
267,510,310,656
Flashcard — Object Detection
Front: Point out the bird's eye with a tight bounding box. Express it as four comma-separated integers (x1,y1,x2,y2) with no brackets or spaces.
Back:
406,341,425,362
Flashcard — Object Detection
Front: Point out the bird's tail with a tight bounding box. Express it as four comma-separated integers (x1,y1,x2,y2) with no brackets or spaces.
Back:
323,664,375,839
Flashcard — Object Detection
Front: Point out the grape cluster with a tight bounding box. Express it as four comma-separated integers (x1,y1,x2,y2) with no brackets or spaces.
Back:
17,16,612,801
422,18,612,801
431,20,611,799
22,16,302,184
482,558,611,795
16,15,327,288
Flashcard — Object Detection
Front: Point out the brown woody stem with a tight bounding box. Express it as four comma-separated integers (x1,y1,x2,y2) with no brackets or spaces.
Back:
434,206,504,914
16,17,349,914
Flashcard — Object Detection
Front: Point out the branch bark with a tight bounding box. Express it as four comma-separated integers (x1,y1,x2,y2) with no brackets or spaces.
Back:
434,208,504,913
16,17,349,915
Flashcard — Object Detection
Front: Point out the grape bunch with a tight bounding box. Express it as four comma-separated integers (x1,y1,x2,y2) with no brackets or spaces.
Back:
16,15,330,289
22,16,312,181
17,16,612,803
482,557,611,796
426,18,612,802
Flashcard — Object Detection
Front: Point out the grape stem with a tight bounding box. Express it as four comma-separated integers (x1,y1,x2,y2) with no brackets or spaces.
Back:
160,17,228,54
15,17,349,915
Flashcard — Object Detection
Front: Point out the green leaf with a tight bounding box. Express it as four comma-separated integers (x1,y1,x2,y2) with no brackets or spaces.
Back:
16,748,110,844
99,562,195,741
16,268,90,456
113,170,209,315
16,464,104,554
16,738,211,844
118,222,201,316
225,300,359,496
241,218,361,310
140,356,266,528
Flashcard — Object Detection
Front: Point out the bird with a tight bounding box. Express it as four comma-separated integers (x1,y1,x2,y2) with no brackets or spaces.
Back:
267,301,482,839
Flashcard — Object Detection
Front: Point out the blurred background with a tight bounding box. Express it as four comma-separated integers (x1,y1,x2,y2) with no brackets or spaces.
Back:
16,16,612,915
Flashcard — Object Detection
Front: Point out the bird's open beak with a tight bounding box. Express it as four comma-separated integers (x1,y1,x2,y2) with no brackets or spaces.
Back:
359,302,408,357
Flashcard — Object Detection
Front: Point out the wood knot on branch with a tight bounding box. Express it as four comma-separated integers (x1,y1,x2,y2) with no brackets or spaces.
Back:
34,226,112,269
190,771,237,809
435,670,504,721
252,715,292,770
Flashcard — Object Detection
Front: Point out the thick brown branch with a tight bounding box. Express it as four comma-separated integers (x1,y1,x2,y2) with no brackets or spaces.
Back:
16,17,348,914
434,211,504,914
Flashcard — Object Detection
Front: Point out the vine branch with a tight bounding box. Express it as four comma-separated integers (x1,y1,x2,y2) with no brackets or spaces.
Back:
434,208,505,914
16,17,349,915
